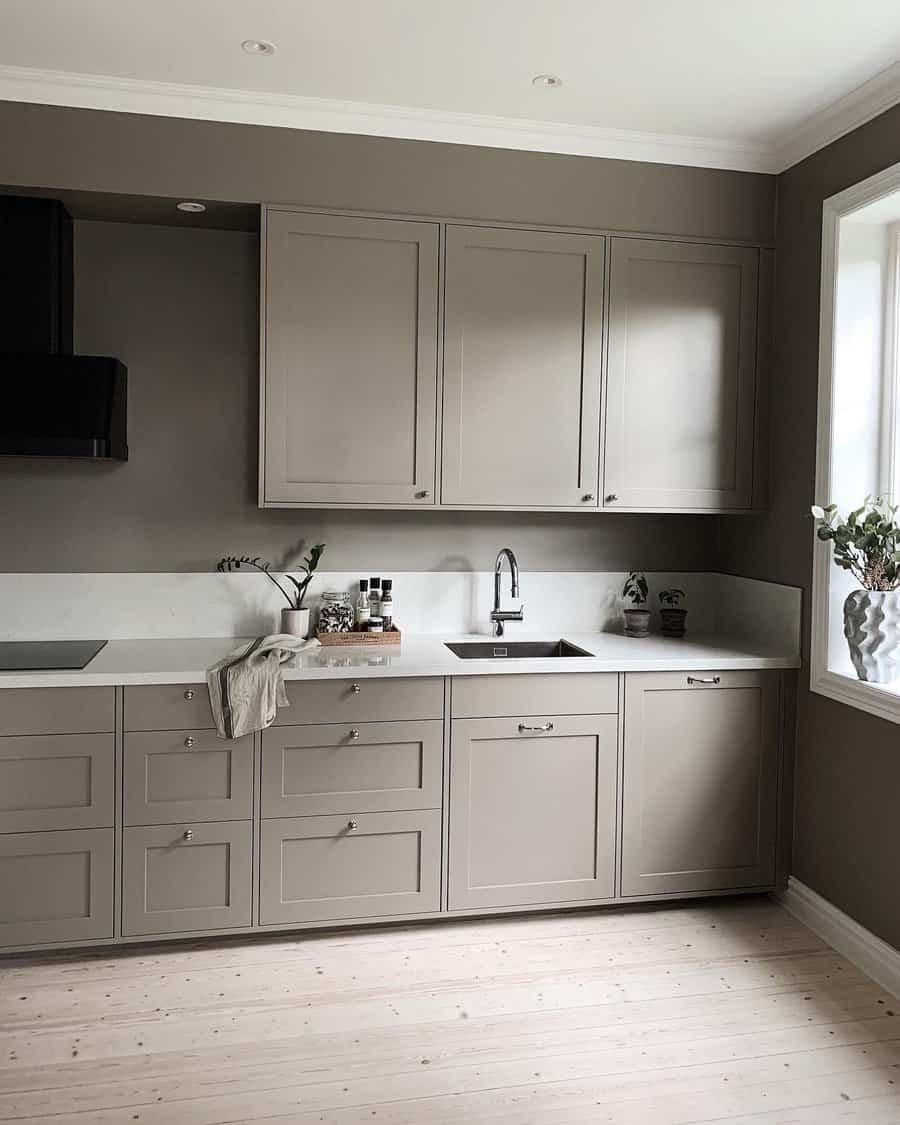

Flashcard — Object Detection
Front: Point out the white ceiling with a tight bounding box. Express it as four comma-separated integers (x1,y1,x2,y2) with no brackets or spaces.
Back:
1,0,900,173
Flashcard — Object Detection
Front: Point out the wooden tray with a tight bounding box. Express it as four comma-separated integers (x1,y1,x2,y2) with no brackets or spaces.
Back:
316,627,402,646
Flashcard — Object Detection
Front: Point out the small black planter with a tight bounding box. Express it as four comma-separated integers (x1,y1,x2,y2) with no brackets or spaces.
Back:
660,607,688,638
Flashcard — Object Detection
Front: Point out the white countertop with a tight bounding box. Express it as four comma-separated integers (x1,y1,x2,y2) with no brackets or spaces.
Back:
0,631,801,689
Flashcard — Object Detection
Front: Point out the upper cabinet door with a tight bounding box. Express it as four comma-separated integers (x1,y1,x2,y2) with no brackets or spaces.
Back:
441,225,605,508
261,210,440,506
603,238,760,511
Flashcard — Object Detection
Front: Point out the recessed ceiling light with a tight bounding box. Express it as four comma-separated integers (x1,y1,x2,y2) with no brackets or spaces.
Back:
532,73,562,89
242,39,276,56
176,201,206,213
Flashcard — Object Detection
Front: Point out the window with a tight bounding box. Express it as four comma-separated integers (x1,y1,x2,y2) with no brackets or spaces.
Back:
813,163,900,723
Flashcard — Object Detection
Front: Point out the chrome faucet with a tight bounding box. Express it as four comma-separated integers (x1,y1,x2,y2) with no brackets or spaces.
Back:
490,548,524,636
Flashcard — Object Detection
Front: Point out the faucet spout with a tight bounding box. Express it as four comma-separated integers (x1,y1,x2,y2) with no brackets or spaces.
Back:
490,548,524,637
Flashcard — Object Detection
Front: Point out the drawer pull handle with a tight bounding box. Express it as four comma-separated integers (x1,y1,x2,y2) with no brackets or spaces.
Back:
350,682,361,695
347,819,359,832
687,675,721,686
349,728,360,740
183,689,195,701
518,722,554,733
183,828,194,841
184,736,195,749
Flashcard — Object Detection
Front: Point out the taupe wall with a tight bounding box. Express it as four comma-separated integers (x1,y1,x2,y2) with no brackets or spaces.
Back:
0,218,717,573
0,99,775,573
0,101,775,243
718,102,900,950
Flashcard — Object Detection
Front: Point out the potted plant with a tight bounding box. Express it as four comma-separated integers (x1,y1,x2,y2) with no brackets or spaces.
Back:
812,497,900,683
658,588,687,637
217,544,326,638
622,571,650,637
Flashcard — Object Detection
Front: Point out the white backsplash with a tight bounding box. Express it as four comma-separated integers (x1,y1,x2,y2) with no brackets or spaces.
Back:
0,570,801,655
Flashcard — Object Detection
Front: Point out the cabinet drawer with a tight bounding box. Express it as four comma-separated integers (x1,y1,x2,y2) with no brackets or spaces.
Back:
124,731,253,826
276,677,443,725
122,821,252,936
0,735,115,832
0,829,114,948
260,811,441,925
0,687,114,736
124,684,214,732
451,673,617,718
262,720,442,817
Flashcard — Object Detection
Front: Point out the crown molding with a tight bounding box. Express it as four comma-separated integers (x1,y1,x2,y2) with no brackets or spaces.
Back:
773,59,900,172
0,63,776,174
3,60,900,176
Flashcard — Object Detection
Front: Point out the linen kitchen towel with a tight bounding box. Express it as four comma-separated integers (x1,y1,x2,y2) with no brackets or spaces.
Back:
207,634,318,739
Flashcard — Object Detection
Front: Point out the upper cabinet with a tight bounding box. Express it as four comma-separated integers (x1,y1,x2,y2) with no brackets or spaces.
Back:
260,209,440,506
603,238,760,511
441,225,605,508
258,209,767,513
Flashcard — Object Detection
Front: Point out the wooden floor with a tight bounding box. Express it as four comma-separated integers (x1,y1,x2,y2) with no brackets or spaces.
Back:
1,898,899,1124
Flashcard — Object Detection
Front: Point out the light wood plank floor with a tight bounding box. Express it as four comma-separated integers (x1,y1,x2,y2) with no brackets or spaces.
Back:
1,898,899,1124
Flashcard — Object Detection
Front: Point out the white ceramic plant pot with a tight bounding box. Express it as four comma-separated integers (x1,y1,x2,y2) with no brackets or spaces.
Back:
843,589,900,683
280,608,310,639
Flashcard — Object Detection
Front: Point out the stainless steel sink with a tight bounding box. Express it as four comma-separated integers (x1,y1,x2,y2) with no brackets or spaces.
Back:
445,640,592,660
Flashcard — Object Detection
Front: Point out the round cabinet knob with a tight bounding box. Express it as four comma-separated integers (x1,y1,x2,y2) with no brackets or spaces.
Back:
347,819,359,832
183,689,195,701
582,493,595,502
184,736,195,749
350,682,361,695
183,828,194,842
415,490,431,499
604,493,619,503
349,728,360,740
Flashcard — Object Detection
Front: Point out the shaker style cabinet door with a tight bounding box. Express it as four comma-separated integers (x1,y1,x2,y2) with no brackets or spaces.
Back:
261,209,440,506
441,225,605,508
448,714,618,910
621,671,779,897
603,238,759,510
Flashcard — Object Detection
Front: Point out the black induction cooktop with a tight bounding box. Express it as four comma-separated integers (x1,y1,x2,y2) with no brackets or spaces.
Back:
0,640,108,671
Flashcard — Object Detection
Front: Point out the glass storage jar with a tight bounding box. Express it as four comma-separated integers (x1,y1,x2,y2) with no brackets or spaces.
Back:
318,591,355,633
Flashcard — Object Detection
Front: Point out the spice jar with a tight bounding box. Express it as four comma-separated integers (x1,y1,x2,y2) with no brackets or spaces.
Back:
368,616,384,634
318,591,354,633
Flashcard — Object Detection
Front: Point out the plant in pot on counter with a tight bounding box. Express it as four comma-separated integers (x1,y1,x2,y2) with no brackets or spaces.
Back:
658,587,687,637
622,571,650,637
812,497,900,683
217,544,325,639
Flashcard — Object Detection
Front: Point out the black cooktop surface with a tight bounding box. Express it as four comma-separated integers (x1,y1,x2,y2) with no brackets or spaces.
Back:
0,640,108,671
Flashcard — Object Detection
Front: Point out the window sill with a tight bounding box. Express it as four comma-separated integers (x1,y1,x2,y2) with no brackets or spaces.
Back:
811,667,900,725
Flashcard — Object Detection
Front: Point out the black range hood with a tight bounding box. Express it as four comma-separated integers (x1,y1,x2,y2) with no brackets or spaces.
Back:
0,196,128,460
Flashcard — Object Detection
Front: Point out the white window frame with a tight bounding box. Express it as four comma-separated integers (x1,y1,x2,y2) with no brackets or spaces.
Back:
812,161,900,724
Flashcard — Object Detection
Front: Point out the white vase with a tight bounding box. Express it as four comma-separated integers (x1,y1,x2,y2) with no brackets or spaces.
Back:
280,608,310,639
843,589,900,683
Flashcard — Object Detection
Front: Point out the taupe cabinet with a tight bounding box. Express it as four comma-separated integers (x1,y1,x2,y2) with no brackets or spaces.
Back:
0,687,115,947
442,225,605,507
259,207,767,513
261,210,440,507
620,671,779,896
121,686,253,937
0,669,785,952
259,677,443,925
603,239,761,510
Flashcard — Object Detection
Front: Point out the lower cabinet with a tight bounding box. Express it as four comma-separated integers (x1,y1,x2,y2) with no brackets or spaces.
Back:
448,715,618,910
0,828,114,947
621,671,779,896
260,810,441,925
122,821,252,936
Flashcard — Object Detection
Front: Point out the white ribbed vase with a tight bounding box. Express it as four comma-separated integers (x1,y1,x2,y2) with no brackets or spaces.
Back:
843,589,900,684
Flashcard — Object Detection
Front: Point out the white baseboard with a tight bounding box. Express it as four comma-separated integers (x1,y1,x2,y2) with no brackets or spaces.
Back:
776,877,900,1000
